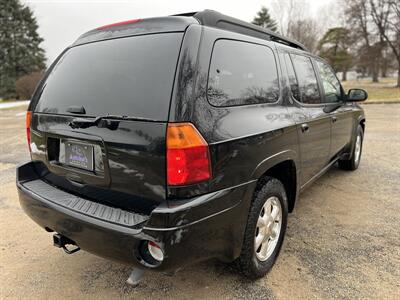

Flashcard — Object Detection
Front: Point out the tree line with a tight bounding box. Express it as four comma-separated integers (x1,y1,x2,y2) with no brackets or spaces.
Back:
0,0,46,99
252,0,400,87
0,0,398,100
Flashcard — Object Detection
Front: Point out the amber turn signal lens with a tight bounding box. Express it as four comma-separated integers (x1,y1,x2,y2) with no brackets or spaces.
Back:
167,123,208,149
26,111,32,152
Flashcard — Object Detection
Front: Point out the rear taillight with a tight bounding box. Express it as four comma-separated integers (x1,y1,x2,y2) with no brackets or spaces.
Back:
167,123,211,186
26,111,32,152
96,19,142,30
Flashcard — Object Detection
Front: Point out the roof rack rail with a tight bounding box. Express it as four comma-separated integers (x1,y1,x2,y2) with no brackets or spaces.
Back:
175,10,307,51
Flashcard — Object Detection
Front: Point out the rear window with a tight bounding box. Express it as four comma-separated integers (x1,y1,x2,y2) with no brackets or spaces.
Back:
35,33,183,120
207,40,279,106
283,53,300,102
290,54,321,104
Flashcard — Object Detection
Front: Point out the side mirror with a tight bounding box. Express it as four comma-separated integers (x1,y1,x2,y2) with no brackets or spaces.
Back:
347,89,368,102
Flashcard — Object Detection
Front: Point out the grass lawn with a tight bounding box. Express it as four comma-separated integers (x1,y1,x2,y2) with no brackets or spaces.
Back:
341,77,400,103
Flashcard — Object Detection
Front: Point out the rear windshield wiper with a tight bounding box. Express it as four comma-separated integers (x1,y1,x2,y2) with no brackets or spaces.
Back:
69,114,155,130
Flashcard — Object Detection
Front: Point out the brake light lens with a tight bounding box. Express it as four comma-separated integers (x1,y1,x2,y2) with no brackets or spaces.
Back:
97,19,142,30
167,123,211,186
26,111,32,152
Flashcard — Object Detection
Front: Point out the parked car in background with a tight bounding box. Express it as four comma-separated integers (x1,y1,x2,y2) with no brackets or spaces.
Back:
17,10,367,280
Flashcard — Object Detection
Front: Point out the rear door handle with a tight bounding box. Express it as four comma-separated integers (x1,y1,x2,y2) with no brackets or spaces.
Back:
331,116,337,123
301,123,309,133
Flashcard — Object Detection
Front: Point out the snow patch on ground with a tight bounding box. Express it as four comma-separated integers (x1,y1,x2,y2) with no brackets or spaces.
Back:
0,100,30,109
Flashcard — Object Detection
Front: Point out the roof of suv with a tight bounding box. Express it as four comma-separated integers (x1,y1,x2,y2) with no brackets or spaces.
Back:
190,10,307,51
73,10,307,51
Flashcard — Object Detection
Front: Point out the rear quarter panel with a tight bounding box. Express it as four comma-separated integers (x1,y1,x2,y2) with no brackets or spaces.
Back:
168,26,300,198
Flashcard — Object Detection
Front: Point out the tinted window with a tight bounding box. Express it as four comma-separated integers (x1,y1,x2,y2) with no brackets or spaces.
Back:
35,33,183,120
291,54,320,104
207,40,279,106
316,60,342,103
283,53,300,102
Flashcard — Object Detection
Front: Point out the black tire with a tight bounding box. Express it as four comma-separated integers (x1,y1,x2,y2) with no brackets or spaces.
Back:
238,176,288,279
338,125,364,171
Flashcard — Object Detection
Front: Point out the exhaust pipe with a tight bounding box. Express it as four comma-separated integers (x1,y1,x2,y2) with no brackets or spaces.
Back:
53,233,80,254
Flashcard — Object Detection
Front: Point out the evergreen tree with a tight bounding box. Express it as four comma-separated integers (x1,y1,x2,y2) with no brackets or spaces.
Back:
0,0,46,99
318,27,353,81
252,6,278,32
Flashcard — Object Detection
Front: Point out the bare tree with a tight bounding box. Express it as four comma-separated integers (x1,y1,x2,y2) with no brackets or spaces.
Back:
271,0,320,53
369,0,400,87
15,71,43,100
288,19,320,53
271,0,309,36
345,0,383,82
270,0,291,36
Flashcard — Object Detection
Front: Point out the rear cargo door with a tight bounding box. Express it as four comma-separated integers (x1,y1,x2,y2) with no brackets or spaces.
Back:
30,33,183,213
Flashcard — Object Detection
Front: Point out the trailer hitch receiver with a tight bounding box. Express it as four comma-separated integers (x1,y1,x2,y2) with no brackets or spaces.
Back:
53,233,80,254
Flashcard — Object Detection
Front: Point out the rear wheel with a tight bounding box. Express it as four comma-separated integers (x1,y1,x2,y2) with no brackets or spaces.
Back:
339,125,364,171
238,177,288,279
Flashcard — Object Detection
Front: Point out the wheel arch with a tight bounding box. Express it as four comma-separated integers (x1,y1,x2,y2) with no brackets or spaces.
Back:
359,118,365,132
251,151,300,213
347,116,365,159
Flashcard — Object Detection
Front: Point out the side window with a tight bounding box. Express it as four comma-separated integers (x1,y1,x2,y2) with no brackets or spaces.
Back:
291,54,321,104
316,60,343,103
283,53,300,102
207,40,280,106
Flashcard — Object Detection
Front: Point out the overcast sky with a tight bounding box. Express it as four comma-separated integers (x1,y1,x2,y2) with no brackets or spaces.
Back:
23,0,333,64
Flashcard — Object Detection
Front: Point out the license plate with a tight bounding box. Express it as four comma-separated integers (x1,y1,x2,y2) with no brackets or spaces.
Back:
64,141,94,171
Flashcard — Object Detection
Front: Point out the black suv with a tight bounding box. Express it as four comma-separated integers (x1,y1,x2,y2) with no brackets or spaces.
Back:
17,10,367,279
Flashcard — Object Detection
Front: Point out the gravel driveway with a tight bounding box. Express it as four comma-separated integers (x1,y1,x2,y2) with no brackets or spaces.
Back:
0,104,399,299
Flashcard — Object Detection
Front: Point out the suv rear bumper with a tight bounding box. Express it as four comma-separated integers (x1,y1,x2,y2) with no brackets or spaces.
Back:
17,161,256,271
